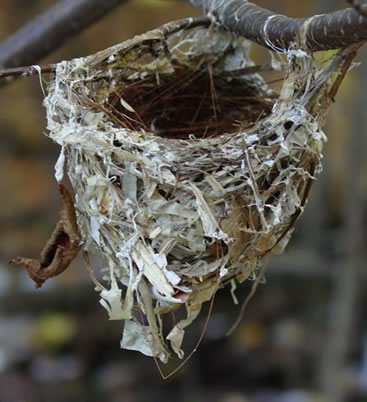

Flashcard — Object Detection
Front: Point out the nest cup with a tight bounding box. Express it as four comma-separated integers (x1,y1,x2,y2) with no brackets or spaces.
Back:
44,18,348,362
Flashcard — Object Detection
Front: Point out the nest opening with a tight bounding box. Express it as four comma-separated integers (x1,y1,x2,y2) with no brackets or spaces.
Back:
102,63,276,140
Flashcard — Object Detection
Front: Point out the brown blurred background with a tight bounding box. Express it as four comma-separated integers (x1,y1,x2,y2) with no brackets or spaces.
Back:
0,1,366,401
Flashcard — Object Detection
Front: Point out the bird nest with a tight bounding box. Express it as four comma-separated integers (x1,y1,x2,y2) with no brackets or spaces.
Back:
43,18,356,362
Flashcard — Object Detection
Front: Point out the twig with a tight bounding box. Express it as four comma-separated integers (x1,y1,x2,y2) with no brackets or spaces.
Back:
0,64,56,79
0,15,211,84
327,42,363,101
0,0,128,69
188,0,367,51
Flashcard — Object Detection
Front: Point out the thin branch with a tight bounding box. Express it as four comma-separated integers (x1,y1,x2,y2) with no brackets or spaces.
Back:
188,0,367,51
0,64,56,79
0,0,128,69
0,61,279,80
0,15,212,83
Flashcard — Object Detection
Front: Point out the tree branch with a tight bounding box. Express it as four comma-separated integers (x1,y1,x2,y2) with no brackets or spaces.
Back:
0,0,128,69
188,0,367,51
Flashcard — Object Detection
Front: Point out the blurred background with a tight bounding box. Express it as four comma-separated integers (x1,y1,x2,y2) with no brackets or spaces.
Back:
0,1,366,401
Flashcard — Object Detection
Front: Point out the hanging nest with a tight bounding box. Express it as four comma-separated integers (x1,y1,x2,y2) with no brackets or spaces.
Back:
43,17,356,362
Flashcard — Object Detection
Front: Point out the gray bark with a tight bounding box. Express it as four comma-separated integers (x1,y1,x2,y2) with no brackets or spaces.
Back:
188,0,367,51
0,0,128,69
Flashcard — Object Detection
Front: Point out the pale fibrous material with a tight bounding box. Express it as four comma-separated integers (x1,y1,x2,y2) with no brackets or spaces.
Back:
43,17,352,362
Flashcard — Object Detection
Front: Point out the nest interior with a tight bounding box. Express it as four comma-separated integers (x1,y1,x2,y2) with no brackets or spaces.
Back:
43,19,352,363
102,62,275,140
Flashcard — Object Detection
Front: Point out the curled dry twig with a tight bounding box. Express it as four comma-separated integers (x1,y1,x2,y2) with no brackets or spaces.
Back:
9,184,82,288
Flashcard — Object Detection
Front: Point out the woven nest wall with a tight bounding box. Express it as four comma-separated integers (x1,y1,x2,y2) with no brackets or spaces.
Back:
44,18,353,362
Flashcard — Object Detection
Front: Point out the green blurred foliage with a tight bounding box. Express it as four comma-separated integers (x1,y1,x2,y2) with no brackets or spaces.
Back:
33,312,75,350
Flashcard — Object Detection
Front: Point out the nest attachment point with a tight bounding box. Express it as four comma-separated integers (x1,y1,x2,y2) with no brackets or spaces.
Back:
43,18,354,362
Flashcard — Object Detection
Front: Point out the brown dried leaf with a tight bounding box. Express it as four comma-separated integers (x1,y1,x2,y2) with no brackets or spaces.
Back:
9,184,82,288
221,196,255,262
